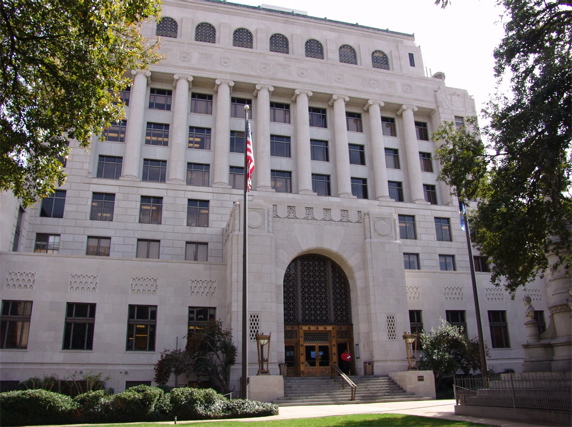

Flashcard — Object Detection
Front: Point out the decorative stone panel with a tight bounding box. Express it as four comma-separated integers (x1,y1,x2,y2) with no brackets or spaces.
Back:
189,279,216,297
130,277,158,295
523,288,542,302
5,271,36,290
444,286,463,301
386,314,397,340
485,287,505,302
69,274,98,293
249,312,260,341
407,285,420,301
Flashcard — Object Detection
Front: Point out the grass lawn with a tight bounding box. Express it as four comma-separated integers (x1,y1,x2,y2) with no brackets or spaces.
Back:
93,414,493,426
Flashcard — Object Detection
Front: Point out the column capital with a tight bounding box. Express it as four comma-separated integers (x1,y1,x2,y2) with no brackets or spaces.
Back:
214,79,234,92
364,100,385,111
253,85,274,96
329,94,349,106
173,75,193,86
131,70,152,85
292,89,313,101
397,104,418,115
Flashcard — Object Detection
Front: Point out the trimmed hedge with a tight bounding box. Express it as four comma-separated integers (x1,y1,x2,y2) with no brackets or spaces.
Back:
0,389,79,426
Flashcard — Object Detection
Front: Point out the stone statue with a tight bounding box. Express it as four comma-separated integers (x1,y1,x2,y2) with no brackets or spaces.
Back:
523,295,535,321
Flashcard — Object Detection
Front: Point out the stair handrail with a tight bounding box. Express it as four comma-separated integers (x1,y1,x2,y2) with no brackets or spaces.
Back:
331,364,356,401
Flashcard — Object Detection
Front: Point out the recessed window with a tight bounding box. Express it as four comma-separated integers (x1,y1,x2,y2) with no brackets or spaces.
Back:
270,33,289,54
311,140,329,162
187,200,209,227
488,310,510,348
97,155,122,179
185,242,208,262
349,144,366,165
534,311,546,335
270,102,290,123
230,131,245,153
312,174,331,196
388,181,404,202
271,170,292,193
403,253,420,270
305,39,324,59
1,300,32,349
346,112,363,132
86,236,111,256
271,135,291,157
455,116,465,129
339,44,357,64
148,88,172,110
142,159,167,183
372,50,390,70
188,307,216,335
195,22,216,43
188,127,211,150
399,215,416,239
435,217,452,241
230,166,245,190
424,184,438,205
40,190,66,218
408,53,416,67
63,303,96,350
90,193,115,221
126,305,157,351
381,117,396,137
419,152,433,172
351,178,368,199
34,233,60,253
474,256,490,272
409,310,423,336
186,163,210,187
439,254,456,271
136,240,160,259
446,310,467,336
233,28,253,48
309,107,327,128
385,148,400,169
415,121,429,140
139,196,163,224
119,88,130,106
231,98,252,119
145,123,169,146
156,17,178,38
191,93,213,114
102,120,127,142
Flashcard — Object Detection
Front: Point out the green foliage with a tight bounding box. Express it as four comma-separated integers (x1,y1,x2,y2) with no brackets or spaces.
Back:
154,348,195,385
220,399,279,418
108,384,165,422
169,387,226,420
73,390,112,423
0,389,79,426
0,0,161,205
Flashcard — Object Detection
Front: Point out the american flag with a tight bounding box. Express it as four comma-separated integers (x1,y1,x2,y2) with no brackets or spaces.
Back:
245,119,255,192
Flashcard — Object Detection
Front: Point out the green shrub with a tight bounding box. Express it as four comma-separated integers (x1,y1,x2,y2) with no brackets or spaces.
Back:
0,389,79,426
221,399,279,418
73,390,112,423
107,384,165,422
169,387,226,420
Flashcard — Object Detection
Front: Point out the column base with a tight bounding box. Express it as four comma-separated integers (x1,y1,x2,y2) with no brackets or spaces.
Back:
338,192,356,199
255,186,274,192
299,189,316,195
167,179,185,185
119,175,139,181
213,182,231,189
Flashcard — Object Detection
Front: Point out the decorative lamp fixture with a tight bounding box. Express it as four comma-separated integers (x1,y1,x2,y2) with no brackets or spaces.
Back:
256,332,271,375
402,331,419,370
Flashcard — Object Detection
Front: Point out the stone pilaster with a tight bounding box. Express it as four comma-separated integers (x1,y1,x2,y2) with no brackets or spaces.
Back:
397,105,425,203
364,100,390,200
253,85,274,191
167,75,192,184
329,94,352,197
293,90,314,194
213,79,234,187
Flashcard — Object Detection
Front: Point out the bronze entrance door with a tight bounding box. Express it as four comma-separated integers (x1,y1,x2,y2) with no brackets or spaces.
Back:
304,344,330,377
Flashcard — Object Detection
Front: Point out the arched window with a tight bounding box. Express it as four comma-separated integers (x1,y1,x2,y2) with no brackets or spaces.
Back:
305,39,324,59
233,28,253,48
156,17,178,38
372,50,390,70
339,45,357,65
270,33,289,54
195,22,216,43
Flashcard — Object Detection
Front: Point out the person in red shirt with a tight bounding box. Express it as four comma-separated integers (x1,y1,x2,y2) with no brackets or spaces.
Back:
341,349,351,375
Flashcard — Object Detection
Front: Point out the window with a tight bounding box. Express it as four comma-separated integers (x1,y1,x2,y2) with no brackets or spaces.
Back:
408,53,416,67
12,206,24,252
312,174,331,196
534,311,546,335
488,311,510,348
271,135,291,157
126,305,157,351
346,112,363,132
86,236,111,256
188,307,216,335
455,116,465,130
351,178,368,199
435,218,452,241
311,139,329,161
231,98,252,118
415,121,429,140
233,28,253,48
474,256,490,272
409,310,423,345
1,300,32,349
419,152,433,172
187,200,209,227
339,44,357,64
40,190,66,218
388,181,404,202
385,148,400,169
372,50,390,70
439,255,456,271
305,39,324,59
148,88,172,111
156,17,177,38
145,123,170,146
270,102,290,123
382,117,397,137
271,170,292,193
136,240,160,259
188,127,211,150
185,242,208,262
195,22,216,43
90,193,115,221
97,155,123,179
230,131,245,153
102,120,127,142
230,166,245,190
191,93,213,114
186,163,210,187
349,144,365,165
119,88,130,106
63,303,96,350
399,215,416,239
404,253,420,270
270,33,289,54
424,184,438,205
142,159,167,183
309,107,327,128
446,310,467,336
34,233,60,253
139,196,163,224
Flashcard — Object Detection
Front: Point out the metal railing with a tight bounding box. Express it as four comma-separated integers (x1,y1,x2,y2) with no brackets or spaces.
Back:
331,364,356,401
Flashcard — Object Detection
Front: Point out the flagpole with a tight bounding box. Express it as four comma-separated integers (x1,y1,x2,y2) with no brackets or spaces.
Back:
240,106,250,399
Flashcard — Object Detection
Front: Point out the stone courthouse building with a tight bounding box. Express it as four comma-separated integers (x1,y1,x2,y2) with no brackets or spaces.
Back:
1,0,559,395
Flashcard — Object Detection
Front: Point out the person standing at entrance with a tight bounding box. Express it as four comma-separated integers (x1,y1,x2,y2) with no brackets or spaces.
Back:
341,349,351,375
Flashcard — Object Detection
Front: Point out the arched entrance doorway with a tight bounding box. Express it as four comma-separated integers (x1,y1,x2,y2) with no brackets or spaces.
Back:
283,254,353,377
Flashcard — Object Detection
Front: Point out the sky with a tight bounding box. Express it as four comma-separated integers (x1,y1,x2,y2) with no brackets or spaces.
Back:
231,0,506,119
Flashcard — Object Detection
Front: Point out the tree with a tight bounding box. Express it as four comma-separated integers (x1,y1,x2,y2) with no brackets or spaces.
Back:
0,0,161,206
432,0,572,292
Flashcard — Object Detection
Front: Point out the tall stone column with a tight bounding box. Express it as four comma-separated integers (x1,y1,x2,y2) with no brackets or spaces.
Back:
329,95,352,197
168,75,192,184
122,70,150,180
293,90,313,194
213,79,234,187
430,110,452,206
364,100,390,200
253,85,274,191
397,105,425,203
